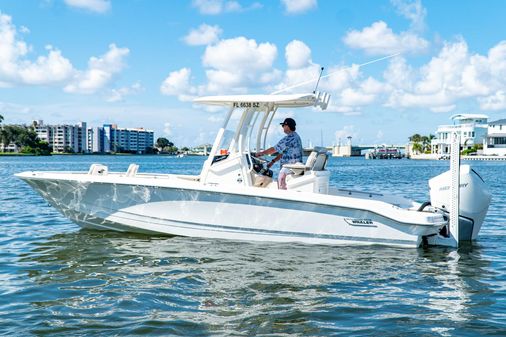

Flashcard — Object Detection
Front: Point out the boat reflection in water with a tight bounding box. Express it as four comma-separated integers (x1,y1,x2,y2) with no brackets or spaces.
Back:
19,231,495,335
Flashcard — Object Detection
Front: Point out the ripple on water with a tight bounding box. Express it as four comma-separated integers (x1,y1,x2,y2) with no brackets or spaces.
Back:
1,156,505,335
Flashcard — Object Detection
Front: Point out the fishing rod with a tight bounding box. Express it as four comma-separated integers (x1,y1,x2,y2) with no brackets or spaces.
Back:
271,52,401,95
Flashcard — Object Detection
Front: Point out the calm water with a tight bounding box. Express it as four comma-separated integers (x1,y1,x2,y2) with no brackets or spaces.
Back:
1,155,505,336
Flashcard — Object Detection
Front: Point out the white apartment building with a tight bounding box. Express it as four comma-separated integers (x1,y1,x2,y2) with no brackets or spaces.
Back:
87,127,104,153
103,124,154,154
33,121,154,154
431,114,489,155
34,120,87,153
483,119,506,156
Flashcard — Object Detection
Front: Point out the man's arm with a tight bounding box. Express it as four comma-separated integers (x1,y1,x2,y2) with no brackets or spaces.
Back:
255,147,276,157
267,153,283,168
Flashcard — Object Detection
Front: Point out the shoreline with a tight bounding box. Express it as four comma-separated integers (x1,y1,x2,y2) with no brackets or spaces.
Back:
410,154,506,161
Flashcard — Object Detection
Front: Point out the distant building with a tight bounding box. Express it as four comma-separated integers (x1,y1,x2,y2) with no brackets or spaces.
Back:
103,124,154,154
34,120,87,153
33,120,154,154
87,126,105,153
190,144,213,156
483,119,506,156
431,114,489,155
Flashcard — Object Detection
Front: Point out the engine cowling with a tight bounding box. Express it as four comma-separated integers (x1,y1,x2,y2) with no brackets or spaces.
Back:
428,164,491,240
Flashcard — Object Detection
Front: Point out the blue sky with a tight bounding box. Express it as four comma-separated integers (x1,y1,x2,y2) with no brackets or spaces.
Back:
1,0,506,147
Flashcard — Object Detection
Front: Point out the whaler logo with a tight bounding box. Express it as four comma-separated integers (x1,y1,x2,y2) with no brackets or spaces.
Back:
437,183,469,191
344,218,376,227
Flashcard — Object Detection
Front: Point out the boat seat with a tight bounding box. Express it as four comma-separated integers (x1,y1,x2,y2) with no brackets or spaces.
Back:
312,153,328,171
283,148,328,175
88,163,108,175
125,163,139,177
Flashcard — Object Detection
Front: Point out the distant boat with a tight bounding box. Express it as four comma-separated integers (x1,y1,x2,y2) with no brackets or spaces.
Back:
176,153,186,158
366,146,403,159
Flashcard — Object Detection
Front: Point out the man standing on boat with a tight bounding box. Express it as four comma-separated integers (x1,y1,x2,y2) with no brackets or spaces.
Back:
254,118,303,189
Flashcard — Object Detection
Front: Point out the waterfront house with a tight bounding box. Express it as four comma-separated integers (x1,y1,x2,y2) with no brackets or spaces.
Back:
430,114,488,155
483,119,506,156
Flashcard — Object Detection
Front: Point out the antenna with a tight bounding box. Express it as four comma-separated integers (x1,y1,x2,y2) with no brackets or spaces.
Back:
313,67,324,94
272,52,401,95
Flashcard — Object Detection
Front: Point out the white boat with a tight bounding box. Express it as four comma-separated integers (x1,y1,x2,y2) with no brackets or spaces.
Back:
15,92,491,248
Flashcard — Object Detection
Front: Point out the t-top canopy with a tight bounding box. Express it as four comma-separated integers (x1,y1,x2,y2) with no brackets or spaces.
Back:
194,92,330,110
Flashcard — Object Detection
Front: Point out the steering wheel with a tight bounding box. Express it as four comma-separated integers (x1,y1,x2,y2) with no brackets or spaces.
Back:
252,155,267,164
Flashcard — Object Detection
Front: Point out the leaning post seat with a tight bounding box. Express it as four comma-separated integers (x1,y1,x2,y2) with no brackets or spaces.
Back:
284,147,330,193
282,147,328,175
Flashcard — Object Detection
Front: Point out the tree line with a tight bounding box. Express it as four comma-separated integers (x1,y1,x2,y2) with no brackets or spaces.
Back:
0,115,51,155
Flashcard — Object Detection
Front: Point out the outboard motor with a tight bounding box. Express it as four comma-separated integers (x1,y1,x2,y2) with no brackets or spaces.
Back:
428,165,491,241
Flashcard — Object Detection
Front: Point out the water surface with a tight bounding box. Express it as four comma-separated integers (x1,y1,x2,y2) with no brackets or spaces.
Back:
1,155,505,336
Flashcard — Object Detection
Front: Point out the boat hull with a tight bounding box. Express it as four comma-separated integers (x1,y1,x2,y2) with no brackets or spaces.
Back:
18,173,445,248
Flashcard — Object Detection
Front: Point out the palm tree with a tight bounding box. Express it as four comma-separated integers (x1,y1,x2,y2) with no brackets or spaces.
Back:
408,133,422,143
412,142,423,154
0,114,3,124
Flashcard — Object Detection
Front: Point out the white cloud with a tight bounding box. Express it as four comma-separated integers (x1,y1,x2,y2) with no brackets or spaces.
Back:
415,40,469,95
281,0,317,14
106,82,143,102
384,39,506,111
0,101,32,117
163,122,173,136
320,64,360,93
272,40,319,93
335,125,358,143
340,88,376,106
0,13,74,86
64,0,111,13
183,24,222,46
360,77,389,95
343,21,429,55
192,0,262,15
285,40,312,69
479,91,506,111
0,13,132,97
430,105,456,113
18,45,74,85
386,89,455,111
202,37,279,92
383,56,414,91
160,67,197,101
203,37,276,71
324,103,362,116
391,0,426,32
64,44,129,94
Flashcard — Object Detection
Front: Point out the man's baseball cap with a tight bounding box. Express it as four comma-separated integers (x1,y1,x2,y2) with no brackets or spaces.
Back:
280,118,296,129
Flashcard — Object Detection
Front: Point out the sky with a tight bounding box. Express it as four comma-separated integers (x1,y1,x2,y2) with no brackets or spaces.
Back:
1,0,506,147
